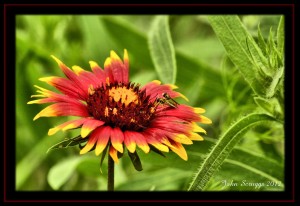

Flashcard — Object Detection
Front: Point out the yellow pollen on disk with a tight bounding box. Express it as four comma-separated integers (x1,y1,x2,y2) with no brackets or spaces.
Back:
104,107,109,117
106,77,110,86
109,86,138,107
88,85,95,95
112,108,118,115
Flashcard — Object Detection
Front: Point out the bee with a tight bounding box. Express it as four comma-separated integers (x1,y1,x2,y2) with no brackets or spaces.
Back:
154,93,179,108
162,93,179,108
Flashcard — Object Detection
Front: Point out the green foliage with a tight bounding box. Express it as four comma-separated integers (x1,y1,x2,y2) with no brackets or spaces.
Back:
208,16,284,99
16,15,284,191
188,113,279,191
148,15,177,84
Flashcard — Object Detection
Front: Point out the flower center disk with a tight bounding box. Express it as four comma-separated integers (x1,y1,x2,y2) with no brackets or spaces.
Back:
87,82,155,131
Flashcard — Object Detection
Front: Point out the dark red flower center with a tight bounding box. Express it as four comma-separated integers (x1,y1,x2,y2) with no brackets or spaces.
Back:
87,82,156,131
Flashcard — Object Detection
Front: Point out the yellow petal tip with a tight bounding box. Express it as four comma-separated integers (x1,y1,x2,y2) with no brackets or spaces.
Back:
89,61,99,68
194,107,206,114
72,65,84,75
152,80,161,85
201,115,212,124
110,50,121,60
166,84,178,89
48,128,58,136
104,57,112,67
80,129,89,138
33,114,40,121
51,55,64,66
179,93,189,102
123,49,128,61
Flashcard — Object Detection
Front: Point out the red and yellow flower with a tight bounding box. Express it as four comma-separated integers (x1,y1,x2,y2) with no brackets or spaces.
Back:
28,49,211,163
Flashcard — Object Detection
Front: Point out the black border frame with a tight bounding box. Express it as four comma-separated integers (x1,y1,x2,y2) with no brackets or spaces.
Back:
3,3,296,203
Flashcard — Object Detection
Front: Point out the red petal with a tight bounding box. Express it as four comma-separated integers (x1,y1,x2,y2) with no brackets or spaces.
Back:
81,119,105,138
110,127,124,153
95,126,111,155
39,76,85,100
130,131,150,153
150,116,193,135
48,118,87,135
141,80,182,102
156,105,201,122
124,130,136,153
80,131,98,154
33,102,89,120
104,50,129,83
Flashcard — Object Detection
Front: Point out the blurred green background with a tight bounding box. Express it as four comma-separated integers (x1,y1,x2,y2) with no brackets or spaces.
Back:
16,15,284,191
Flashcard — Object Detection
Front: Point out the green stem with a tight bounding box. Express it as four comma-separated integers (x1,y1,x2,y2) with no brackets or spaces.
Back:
107,155,114,191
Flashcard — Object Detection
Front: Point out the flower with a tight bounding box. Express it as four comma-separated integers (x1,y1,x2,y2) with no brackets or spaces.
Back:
28,49,212,163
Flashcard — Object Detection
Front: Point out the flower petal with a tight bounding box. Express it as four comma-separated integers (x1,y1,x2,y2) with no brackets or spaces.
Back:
89,61,106,83
156,105,202,122
143,129,169,152
33,102,89,120
48,118,87,136
200,115,212,124
141,80,184,102
123,49,129,81
72,65,103,88
51,55,88,100
194,107,206,114
188,132,204,141
39,76,84,100
170,142,188,161
170,134,193,145
150,116,193,135
110,127,124,153
124,131,136,153
192,122,207,134
80,132,98,155
162,139,188,161
104,50,129,83
95,126,111,156
109,146,119,163
81,119,105,138
131,132,150,153
28,85,85,105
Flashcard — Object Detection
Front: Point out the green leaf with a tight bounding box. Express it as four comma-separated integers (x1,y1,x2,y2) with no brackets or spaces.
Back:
47,156,86,190
254,96,283,120
277,16,285,55
148,15,177,84
208,16,276,98
128,151,143,171
257,24,267,56
47,135,87,153
187,113,276,191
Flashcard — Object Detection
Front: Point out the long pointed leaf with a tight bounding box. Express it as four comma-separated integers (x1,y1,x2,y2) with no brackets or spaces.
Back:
148,15,177,84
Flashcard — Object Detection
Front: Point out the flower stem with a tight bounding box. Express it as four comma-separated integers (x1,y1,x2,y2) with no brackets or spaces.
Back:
107,155,114,191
